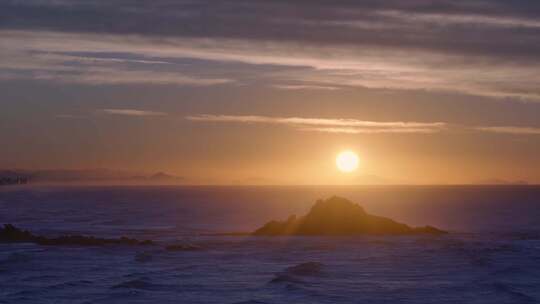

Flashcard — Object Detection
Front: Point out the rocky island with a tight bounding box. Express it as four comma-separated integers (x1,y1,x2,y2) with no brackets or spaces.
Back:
253,196,447,236
0,224,155,246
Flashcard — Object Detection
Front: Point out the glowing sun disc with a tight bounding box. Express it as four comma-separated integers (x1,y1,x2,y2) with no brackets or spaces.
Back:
336,150,359,173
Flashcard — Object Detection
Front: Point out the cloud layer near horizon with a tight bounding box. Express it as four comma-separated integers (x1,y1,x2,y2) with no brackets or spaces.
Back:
186,114,540,135
100,109,168,117
0,1,539,100
186,114,444,134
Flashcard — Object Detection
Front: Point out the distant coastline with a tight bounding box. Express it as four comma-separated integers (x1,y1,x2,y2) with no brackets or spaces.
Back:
0,169,537,186
0,176,29,186
0,169,182,186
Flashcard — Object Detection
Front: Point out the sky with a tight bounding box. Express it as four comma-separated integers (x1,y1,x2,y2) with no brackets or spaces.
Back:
1,0,540,185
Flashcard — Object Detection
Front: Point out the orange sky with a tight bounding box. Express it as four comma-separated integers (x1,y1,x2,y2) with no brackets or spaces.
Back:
1,1,540,185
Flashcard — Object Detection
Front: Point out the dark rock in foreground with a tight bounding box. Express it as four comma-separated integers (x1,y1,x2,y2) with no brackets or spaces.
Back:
253,196,447,236
0,224,154,246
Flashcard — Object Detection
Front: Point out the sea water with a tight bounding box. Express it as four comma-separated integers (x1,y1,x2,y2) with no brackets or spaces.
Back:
1,185,539,303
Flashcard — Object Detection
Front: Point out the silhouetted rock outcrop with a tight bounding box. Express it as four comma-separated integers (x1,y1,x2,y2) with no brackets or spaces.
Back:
0,224,154,246
253,196,447,236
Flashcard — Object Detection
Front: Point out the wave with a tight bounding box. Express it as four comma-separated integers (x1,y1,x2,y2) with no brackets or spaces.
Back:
112,278,161,291
284,262,323,276
0,252,32,264
134,251,153,262
431,238,521,267
111,278,178,292
112,279,154,290
47,280,93,290
269,273,305,284
491,282,537,303
269,262,324,285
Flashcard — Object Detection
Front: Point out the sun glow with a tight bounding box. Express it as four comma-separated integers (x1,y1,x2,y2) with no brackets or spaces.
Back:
336,150,360,173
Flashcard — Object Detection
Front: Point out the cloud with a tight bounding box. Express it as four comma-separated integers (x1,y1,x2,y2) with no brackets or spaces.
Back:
61,111,540,135
0,32,234,86
376,10,540,30
475,126,540,135
187,114,540,135
55,114,84,119
186,114,446,134
35,53,173,65
186,114,446,128
272,84,341,91
100,109,167,117
2,1,539,61
299,127,441,134
41,69,232,86
0,1,539,99
0,29,539,100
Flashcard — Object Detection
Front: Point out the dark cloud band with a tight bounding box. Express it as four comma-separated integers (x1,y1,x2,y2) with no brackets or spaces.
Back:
1,0,540,62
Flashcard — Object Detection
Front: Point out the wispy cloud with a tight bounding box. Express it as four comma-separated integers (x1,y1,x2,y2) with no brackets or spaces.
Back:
0,32,234,86
299,127,441,134
36,53,173,65
1,0,540,99
187,114,540,135
186,114,446,128
475,126,540,135
100,109,167,117
186,114,446,134
376,10,540,29
30,68,233,86
0,29,539,100
272,84,341,91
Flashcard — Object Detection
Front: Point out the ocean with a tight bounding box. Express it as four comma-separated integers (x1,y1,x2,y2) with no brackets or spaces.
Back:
1,185,539,303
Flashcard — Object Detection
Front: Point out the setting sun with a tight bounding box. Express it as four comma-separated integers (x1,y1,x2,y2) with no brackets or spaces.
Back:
3,1,540,303
336,150,359,173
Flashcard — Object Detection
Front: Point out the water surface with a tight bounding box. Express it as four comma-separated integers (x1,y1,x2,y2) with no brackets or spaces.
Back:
1,185,539,303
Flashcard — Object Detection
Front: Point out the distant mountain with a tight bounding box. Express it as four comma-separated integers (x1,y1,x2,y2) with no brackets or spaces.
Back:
148,172,183,182
475,178,529,185
0,169,183,184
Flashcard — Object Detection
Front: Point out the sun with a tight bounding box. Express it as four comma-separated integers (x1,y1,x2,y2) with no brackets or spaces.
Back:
336,150,359,173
